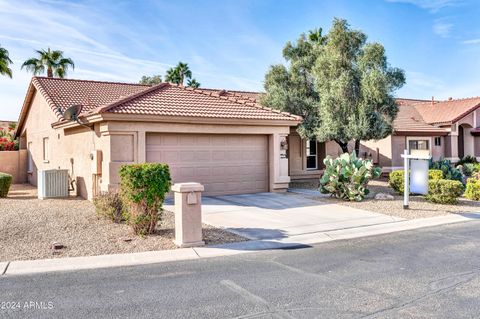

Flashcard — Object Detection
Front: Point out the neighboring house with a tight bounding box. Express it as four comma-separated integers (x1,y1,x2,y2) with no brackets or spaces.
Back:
15,77,300,199
0,120,15,130
290,96,480,179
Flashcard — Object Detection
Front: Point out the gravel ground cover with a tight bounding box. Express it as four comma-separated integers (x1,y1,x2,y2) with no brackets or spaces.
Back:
0,184,247,262
292,179,480,219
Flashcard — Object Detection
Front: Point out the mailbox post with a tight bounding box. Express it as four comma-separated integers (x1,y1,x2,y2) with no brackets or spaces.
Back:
171,182,205,248
400,149,431,209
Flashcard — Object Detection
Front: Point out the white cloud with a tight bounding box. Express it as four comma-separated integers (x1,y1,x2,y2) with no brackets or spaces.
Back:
386,0,462,12
433,20,453,37
400,70,480,100
462,39,480,44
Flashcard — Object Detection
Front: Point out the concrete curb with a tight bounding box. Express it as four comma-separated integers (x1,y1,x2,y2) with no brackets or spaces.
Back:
3,213,479,276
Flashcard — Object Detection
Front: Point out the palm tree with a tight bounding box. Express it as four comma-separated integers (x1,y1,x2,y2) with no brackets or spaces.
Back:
21,48,74,78
0,45,13,78
175,62,192,85
165,62,193,86
187,78,200,88
165,67,181,84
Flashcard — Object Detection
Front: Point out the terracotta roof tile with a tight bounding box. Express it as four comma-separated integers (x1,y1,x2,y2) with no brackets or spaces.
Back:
31,77,299,122
412,97,480,124
33,77,150,120
106,84,298,121
393,103,448,135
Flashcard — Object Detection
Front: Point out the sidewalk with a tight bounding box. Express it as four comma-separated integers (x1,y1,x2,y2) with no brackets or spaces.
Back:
2,212,479,276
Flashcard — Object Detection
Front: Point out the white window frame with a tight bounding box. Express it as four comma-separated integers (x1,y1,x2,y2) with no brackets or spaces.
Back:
27,142,33,173
42,137,49,163
305,139,318,170
434,137,441,147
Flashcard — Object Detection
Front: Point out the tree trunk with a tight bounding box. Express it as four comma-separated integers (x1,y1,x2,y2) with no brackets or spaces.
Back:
335,140,349,153
47,67,53,78
354,139,361,157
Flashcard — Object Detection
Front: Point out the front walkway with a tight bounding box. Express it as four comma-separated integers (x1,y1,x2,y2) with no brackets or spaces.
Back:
166,192,404,240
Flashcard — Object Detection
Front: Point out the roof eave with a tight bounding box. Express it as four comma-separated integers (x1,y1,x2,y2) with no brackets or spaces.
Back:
393,130,448,136
98,113,301,126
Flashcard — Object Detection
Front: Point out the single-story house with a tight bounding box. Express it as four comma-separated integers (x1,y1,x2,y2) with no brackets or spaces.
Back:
14,77,480,199
15,77,300,199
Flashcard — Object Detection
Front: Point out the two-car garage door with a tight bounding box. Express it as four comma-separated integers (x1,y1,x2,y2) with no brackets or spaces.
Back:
146,133,269,196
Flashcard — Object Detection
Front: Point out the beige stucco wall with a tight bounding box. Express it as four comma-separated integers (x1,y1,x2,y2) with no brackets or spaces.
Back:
101,120,292,195
0,150,28,183
288,128,325,180
324,137,393,168
20,91,108,199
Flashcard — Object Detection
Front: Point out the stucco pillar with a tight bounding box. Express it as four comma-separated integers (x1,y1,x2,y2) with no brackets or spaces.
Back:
172,182,205,248
269,133,290,192
137,130,146,163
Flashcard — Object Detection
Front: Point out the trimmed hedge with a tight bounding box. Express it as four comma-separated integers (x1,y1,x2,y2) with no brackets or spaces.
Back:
119,163,171,235
0,172,12,197
426,179,464,204
465,178,480,201
389,169,443,194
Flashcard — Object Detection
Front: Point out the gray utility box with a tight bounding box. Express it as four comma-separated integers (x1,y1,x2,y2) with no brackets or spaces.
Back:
37,169,69,199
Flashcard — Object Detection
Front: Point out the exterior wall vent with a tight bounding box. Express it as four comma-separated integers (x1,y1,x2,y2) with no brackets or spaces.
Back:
38,169,69,199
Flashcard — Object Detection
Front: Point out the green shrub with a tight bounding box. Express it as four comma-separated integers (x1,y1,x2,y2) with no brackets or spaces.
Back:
388,169,443,193
93,191,123,223
319,152,381,201
429,159,464,183
459,162,480,177
465,178,480,201
457,155,478,166
0,172,12,197
426,179,464,204
388,170,405,193
119,163,171,235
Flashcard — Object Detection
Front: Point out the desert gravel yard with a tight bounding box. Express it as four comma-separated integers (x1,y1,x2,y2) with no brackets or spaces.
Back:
292,179,480,219
0,184,246,262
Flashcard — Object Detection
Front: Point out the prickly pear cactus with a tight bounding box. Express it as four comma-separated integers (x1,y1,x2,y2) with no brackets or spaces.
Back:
319,152,382,201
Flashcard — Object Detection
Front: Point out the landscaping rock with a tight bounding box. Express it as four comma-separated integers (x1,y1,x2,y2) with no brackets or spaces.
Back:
52,241,64,250
374,193,394,200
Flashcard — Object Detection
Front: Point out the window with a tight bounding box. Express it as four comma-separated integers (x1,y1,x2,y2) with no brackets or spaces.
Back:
434,137,441,147
306,139,317,170
27,142,33,172
408,140,429,151
43,137,49,162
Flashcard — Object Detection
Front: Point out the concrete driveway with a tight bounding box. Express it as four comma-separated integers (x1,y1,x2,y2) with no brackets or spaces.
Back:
166,192,404,240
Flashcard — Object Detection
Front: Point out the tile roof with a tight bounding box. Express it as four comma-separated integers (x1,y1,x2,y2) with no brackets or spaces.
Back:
99,84,299,121
30,77,299,122
412,97,480,124
32,77,149,120
393,104,448,135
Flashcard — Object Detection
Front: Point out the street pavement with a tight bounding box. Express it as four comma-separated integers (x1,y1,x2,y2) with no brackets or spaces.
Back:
1,221,480,318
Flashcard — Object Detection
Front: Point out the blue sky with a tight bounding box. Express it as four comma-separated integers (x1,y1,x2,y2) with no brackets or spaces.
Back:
0,0,479,120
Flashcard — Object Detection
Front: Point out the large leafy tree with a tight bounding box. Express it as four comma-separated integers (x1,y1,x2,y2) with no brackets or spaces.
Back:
262,18,405,155
165,62,200,88
139,74,162,85
0,44,13,78
21,48,74,78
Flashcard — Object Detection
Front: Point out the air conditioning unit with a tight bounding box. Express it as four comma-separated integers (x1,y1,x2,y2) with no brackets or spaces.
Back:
38,169,69,199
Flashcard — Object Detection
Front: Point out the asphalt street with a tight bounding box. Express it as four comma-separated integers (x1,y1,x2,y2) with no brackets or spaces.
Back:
1,221,480,318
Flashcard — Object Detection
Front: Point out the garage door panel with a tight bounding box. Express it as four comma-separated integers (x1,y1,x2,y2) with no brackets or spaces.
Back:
146,133,269,195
